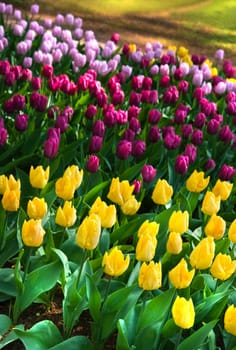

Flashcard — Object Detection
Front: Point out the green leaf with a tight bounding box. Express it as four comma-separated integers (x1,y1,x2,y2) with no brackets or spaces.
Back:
84,180,110,206
14,320,63,350
0,268,17,298
85,274,102,321
0,314,12,338
177,320,218,350
117,319,132,350
0,324,24,349
195,292,230,324
49,336,93,350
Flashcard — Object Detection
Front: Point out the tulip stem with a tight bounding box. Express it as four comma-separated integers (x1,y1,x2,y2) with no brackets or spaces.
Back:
23,247,33,282
175,329,183,350
76,248,87,288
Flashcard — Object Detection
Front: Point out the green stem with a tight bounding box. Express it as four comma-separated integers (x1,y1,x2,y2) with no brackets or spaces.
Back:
175,329,183,350
76,249,88,288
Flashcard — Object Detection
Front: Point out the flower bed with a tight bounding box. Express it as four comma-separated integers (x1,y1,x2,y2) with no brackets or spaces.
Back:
0,2,236,350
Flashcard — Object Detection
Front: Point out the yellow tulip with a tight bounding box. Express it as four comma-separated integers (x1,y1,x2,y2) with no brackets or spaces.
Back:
55,201,77,227
168,210,189,235
76,213,101,250
7,174,21,191
136,232,157,262
172,296,195,329
166,232,183,255
2,189,20,211
189,236,215,270
138,261,162,290
228,219,236,243
168,258,195,289
29,165,50,189
107,177,134,206
224,305,236,336
27,197,48,219
55,175,76,200
63,165,83,189
89,196,116,228
204,214,226,240
177,46,189,58
0,174,8,194
151,179,173,205
22,219,45,247
186,170,210,193
102,246,130,277
137,220,160,238
120,196,141,215
201,191,221,216
210,253,236,281
212,179,233,201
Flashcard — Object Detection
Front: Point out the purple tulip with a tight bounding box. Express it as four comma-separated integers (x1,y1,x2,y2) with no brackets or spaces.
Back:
148,126,160,142
194,112,206,128
116,140,132,160
204,158,216,171
122,128,136,141
92,120,105,137
141,164,156,183
164,133,181,150
218,125,234,144
148,109,162,124
183,144,197,164
181,124,193,139
44,137,60,159
89,135,103,153
219,164,236,180
85,104,97,120
0,127,8,146
15,113,28,131
86,155,100,173
191,129,203,145
132,140,146,157
207,119,220,134
129,117,141,134
175,155,189,174
178,80,189,94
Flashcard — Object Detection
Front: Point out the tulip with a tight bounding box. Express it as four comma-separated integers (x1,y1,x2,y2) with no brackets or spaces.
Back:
175,154,189,174
63,165,83,189
89,196,116,228
107,177,134,206
224,305,236,336
210,253,236,281
186,169,210,192
138,261,162,290
27,197,47,219
22,219,45,247
141,164,157,183
76,213,101,250
228,219,236,243
168,210,189,235
29,165,50,189
212,179,233,201
136,232,157,262
7,174,21,191
190,236,215,270
172,296,195,329
201,191,221,216
151,179,173,205
169,258,195,289
166,232,183,254
2,189,20,211
102,246,130,277
120,196,141,215
55,175,76,200
86,155,100,173
204,214,226,240
55,201,77,227
137,220,160,238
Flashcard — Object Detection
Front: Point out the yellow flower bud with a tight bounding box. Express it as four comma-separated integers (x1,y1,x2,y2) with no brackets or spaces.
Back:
63,165,83,189
2,189,20,211
137,220,160,238
177,46,189,58
201,191,221,216
168,210,189,235
228,219,236,243
190,236,215,270
172,296,195,329
107,177,134,206
22,219,45,247
55,175,75,200
89,197,116,228
76,213,101,250
138,261,162,290
186,170,210,193
55,201,77,227
102,246,130,277
204,214,226,240
0,174,8,194
166,232,183,255
212,179,233,201
27,197,48,219
210,253,236,281
224,305,236,336
151,179,173,205
168,258,195,289
129,43,137,53
29,165,50,189
120,196,141,215
136,233,157,262
7,174,21,191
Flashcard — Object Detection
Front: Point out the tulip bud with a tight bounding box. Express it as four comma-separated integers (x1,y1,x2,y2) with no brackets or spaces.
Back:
201,191,221,216
224,305,236,336
141,164,156,183
168,210,189,234
86,155,100,173
172,296,195,329
7,174,21,191
27,197,47,219
55,201,77,227
212,179,233,201
210,253,236,281
107,177,134,206
116,140,132,160
169,258,195,289
151,178,173,205
175,155,189,174
166,232,183,254
55,175,76,201
2,189,20,211
228,219,236,243
89,196,116,228
76,213,101,250
0,174,8,194
204,214,226,240
63,165,83,189
102,246,130,277
29,165,50,189
138,261,162,290
136,232,157,262
137,220,160,238
120,196,141,215
22,219,45,247
186,169,210,192
190,236,215,270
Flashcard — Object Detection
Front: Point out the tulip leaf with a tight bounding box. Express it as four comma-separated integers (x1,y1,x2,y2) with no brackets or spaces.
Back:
14,320,63,350
83,180,110,206
0,325,24,349
176,320,218,350
117,319,132,350
48,336,94,350
85,273,102,321
0,314,12,337
120,159,147,181
0,268,17,299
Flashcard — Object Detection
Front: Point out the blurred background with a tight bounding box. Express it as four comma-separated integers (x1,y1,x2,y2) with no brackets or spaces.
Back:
5,0,236,61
